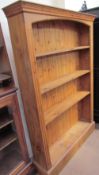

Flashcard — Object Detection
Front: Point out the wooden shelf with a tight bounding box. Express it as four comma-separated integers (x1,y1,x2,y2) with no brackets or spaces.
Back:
36,46,90,58
0,115,13,129
0,142,23,175
41,70,90,94
45,91,90,125
0,74,11,83
50,121,93,165
0,86,16,98
0,131,17,151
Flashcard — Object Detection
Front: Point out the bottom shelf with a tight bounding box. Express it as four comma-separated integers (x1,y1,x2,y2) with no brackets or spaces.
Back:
50,121,94,165
0,141,23,175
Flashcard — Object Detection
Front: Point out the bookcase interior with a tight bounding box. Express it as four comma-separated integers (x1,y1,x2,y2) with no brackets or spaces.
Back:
32,19,92,165
33,20,89,55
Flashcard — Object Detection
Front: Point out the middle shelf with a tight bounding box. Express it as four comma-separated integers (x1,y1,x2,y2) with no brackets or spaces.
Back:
0,114,13,129
44,91,90,125
41,70,90,94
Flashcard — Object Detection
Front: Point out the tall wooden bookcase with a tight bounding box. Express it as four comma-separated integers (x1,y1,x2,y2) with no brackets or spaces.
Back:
4,1,95,175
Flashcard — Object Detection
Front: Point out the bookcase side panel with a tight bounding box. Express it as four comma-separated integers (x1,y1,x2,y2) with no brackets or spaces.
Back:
7,13,51,170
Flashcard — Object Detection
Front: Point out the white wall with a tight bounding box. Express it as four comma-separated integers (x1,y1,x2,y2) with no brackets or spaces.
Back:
65,0,99,11
0,0,65,8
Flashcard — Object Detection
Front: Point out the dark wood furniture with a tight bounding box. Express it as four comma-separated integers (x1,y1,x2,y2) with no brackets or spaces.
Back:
0,24,32,175
4,1,95,175
83,7,99,122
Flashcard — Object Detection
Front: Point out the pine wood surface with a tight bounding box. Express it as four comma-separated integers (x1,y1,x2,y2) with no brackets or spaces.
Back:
36,46,90,58
45,91,90,125
41,70,90,94
50,121,93,164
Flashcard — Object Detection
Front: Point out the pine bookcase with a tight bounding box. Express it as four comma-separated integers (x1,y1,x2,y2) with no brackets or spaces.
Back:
4,1,95,175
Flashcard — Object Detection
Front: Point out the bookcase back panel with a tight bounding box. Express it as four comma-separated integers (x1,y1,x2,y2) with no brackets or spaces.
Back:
37,52,79,85
79,50,90,70
33,20,89,55
42,80,77,111
78,96,91,122
47,104,79,146
47,94,91,147
78,24,89,46
78,74,90,91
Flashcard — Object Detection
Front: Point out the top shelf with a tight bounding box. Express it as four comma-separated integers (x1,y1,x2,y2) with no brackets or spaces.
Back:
36,46,90,58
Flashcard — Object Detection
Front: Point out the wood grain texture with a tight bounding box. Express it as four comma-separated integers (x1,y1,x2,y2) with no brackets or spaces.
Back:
36,46,90,58
45,91,90,125
4,1,95,174
6,14,51,169
41,70,90,94
33,122,95,175
33,21,89,56
50,121,94,164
